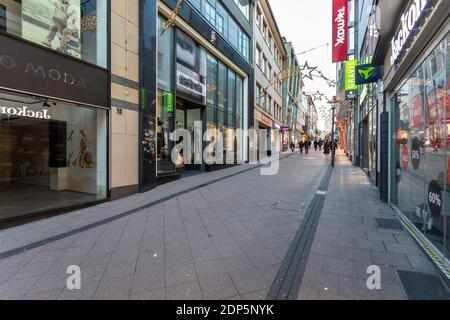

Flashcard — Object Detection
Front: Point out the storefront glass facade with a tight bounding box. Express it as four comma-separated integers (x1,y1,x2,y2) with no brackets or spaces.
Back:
0,89,108,220
156,15,245,174
391,33,449,263
0,0,107,67
157,16,176,175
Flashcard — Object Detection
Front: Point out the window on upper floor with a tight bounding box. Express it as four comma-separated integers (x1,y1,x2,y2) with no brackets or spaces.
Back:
187,0,250,61
233,0,250,20
0,0,108,68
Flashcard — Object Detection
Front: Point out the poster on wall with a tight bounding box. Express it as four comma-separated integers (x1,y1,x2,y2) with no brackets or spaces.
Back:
21,0,81,59
412,95,423,129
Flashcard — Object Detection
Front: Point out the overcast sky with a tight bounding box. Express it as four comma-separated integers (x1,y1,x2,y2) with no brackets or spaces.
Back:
270,0,335,131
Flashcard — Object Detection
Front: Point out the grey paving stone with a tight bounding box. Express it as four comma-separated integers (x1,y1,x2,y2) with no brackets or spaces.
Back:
236,238,269,254
81,264,108,283
12,260,55,279
215,243,244,258
23,288,63,300
228,268,271,295
165,263,197,287
130,288,166,300
297,285,319,300
371,251,412,269
247,250,282,268
406,254,436,273
166,281,203,300
165,239,191,255
195,259,227,281
165,250,194,268
222,255,254,273
384,242,422,255
0,276,39,299
257,263,281,283
29,272,68,293
94,275,133,300
131,269,166,295
30,249,67,264
104,260,137,279
240,288,269,300
198,274,239,300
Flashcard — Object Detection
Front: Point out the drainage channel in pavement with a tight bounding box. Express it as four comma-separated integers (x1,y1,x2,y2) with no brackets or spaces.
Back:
0,153,298,261
267,165,334,300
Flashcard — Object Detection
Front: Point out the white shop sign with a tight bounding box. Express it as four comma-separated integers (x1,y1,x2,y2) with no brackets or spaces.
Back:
391,0,431,65
0,105,51,120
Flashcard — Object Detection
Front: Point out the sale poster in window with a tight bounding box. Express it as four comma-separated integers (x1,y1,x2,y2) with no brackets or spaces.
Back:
22,0,81,59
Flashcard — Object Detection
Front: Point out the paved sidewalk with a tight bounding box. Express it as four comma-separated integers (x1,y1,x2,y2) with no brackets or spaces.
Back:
0,150,441,300
0,151,328,300
297,151,439,300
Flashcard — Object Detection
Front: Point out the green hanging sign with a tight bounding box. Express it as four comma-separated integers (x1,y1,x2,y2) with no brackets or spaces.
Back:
355,64,383,85
165,92,174,113
345,60,358,91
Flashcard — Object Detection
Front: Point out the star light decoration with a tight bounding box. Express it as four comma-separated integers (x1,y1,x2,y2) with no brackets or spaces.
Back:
299,61,336,88
312,91,323,102
300,61,317,81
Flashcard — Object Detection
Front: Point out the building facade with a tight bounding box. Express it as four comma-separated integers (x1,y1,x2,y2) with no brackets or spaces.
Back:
0,0,255,224
152,0,253,186
0,0,111,222
282,40,304,146
347,0,450,276
253,0,287,153
378,0,449,276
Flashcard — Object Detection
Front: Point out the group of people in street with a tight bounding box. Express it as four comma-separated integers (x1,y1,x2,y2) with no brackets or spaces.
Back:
289,138,337,159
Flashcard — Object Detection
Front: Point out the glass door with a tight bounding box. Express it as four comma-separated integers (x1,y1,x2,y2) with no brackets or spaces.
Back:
186,108,202,171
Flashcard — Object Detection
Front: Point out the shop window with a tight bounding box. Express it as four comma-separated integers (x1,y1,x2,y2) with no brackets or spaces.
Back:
0,90,107,220
227,70,236,115
207,54,218,108
218,62,227,110
392,34,449,258
0,5,6,32
157,16,174,93
0,0,107,68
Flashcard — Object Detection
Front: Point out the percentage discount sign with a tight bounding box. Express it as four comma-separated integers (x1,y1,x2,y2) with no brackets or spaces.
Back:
428,180,442,218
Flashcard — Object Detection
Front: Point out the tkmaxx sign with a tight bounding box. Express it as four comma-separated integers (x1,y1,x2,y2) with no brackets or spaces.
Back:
391,0,432,65
332,0,348,63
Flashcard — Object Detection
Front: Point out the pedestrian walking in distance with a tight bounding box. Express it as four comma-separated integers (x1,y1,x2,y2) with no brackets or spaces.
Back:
323,140,331,159
305,140,310,154
290,142,295,153
314,139,318,152
299,141,304,154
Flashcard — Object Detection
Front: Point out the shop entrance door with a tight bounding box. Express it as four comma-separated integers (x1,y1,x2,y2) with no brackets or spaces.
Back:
361,118,369,172
175,104,203,172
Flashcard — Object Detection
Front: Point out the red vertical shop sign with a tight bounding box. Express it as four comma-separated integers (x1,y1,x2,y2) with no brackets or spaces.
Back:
332,0,348,62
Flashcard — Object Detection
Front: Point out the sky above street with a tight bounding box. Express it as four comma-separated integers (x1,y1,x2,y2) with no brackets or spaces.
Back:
270,0,336,131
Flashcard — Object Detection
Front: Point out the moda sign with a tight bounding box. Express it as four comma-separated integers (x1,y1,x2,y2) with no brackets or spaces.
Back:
0,33,108,107
0,105,51,120
391,0,432,65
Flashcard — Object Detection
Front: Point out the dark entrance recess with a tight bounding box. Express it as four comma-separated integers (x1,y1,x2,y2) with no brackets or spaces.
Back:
175,98,204,172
